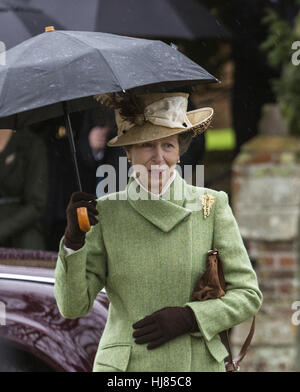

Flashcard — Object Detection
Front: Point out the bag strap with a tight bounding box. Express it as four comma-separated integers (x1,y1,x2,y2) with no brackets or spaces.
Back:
208,249,256,372
220,317,255,371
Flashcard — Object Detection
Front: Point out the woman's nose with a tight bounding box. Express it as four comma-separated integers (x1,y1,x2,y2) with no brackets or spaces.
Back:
151,146,165,163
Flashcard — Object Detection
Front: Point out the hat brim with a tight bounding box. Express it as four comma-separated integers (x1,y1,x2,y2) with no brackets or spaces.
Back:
107,107,213,147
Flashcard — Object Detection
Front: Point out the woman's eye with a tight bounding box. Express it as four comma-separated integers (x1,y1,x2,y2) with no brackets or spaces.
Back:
165,143,174,148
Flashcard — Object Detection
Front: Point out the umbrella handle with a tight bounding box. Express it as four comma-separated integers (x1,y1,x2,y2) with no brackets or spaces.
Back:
76,207,91,232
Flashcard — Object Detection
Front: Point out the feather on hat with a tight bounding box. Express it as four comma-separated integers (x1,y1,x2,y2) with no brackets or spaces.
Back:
94,92,146,126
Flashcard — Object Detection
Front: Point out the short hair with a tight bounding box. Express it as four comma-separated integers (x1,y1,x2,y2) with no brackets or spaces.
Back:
122,131,193,156
177,131,194,155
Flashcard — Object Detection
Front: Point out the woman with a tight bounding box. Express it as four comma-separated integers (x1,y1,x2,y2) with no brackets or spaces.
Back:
54,92,263,372
0,127,48,249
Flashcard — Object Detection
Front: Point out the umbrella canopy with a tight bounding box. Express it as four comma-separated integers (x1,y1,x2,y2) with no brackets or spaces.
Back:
0,28,218,129
0,28,218,203
0,28,218,229
28,0,230,39
0,0,64,49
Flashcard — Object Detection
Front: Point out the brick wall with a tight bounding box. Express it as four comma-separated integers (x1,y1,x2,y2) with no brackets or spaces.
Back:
230,135,300,372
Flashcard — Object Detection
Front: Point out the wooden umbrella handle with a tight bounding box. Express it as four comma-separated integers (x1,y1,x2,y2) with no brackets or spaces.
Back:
76,207,91,232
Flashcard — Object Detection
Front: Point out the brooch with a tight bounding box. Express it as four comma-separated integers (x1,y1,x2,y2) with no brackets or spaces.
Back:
199,192,215,219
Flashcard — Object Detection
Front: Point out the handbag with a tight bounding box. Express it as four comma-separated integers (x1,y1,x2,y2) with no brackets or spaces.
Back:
192,248,256,372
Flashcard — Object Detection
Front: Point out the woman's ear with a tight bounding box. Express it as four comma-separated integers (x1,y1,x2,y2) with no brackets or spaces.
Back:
123,146,131,162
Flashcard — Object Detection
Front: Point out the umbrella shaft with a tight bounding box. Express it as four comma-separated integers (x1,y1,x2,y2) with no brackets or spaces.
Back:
63,103,82,192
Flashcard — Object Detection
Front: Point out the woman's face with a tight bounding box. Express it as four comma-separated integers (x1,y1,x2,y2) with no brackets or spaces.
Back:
126,134,180,194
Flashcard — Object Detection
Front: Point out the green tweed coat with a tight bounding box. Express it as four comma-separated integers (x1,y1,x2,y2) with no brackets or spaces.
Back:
54,171,263,372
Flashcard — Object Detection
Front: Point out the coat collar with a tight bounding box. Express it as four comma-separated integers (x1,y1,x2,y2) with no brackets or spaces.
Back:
126,170,194,232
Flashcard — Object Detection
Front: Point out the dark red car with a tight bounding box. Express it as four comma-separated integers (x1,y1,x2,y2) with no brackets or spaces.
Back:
0,248,109,372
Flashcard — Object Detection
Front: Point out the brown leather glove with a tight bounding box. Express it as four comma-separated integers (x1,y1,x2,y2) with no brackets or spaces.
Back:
132,306,199,350
64,191,99,250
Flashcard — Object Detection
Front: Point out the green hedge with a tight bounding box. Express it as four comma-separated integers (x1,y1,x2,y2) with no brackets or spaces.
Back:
205,128,236,151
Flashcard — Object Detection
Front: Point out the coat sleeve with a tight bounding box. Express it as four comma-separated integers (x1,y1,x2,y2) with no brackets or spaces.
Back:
54,207,108,319
184,190,263,341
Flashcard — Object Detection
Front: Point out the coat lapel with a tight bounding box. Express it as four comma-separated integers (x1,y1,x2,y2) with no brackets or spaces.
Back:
126,171,193,233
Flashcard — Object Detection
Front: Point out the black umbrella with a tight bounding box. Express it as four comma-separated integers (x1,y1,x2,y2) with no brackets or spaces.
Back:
28,0,230,39
0,28,218,131
0,0,64,49
0,28,217,230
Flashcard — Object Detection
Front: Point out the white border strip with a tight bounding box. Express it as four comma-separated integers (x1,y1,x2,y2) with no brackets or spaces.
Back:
0,273,55,284
0,273,106,293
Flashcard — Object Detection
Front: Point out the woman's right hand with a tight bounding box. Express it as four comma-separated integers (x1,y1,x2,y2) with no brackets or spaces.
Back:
64,192,99,250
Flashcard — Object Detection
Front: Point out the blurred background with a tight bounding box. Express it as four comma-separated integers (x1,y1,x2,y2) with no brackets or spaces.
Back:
1,0,300,372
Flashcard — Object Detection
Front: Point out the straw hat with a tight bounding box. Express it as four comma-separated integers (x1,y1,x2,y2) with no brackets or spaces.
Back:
94,92,213,147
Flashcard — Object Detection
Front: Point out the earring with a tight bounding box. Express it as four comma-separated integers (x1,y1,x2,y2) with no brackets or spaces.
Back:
177,158,180,163
128,157,131,163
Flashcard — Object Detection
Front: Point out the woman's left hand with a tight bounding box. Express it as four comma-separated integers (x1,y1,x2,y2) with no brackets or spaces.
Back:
132,306,199,350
